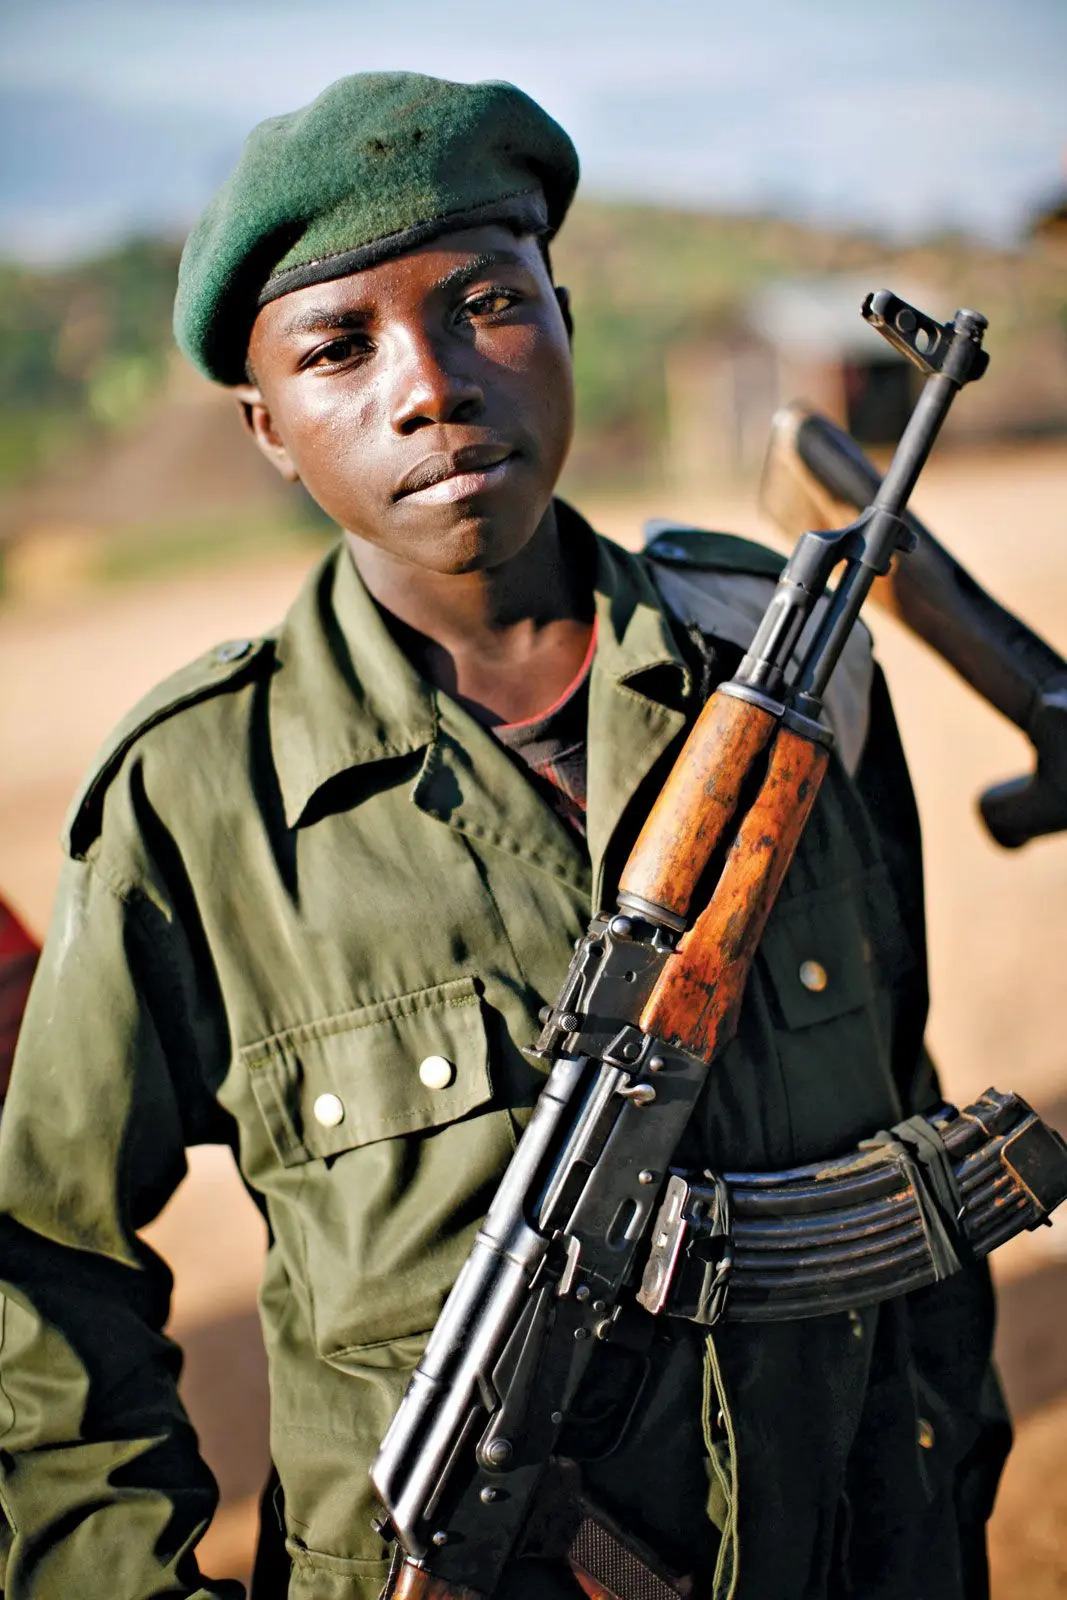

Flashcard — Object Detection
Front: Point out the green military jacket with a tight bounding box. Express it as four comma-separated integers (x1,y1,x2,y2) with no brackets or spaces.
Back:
0,516,1006,1600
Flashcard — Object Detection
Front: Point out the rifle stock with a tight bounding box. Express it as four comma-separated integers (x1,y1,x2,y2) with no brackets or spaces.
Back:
759,402,1067,847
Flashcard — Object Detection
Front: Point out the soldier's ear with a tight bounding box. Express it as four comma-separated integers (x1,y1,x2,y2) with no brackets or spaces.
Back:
555,285,574,345
232,384,301,484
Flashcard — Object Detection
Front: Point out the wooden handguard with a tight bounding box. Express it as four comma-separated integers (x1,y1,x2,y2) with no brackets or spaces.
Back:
618,690,777,921
640,726,830,1061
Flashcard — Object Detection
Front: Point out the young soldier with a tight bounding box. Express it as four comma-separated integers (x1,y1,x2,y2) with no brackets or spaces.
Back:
0,73,1008,1600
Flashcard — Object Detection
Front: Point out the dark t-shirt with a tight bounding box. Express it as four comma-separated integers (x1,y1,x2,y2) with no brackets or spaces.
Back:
490,623,597,839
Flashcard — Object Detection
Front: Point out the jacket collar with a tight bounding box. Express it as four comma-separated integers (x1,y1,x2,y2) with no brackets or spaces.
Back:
269,506,691,831
270,546,436,826
582,524,692,900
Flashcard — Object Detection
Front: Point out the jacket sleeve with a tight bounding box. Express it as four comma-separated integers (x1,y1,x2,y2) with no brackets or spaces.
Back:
0,851,244,1600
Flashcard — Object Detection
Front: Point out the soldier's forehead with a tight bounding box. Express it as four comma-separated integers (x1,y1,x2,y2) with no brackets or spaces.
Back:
174,71,579,388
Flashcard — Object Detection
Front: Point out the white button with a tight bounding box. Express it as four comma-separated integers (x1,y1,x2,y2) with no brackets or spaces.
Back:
799,959,829,993
419,1054,455,1090
313,1092,345,1128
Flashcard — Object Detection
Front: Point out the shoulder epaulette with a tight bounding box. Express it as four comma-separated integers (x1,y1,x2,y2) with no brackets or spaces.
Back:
643,521,786,580
65,633,275,859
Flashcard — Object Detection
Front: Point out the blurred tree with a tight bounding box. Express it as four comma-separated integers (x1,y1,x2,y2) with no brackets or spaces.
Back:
0,213,1062,506
0,238,179,488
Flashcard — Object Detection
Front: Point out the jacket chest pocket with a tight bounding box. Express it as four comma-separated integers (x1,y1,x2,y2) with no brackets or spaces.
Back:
241,975,516,1355
245,975,493,1165
759,879,876,1029
754,876,904,1157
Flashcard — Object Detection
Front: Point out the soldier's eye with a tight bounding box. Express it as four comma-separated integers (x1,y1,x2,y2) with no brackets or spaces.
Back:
306,334,371,368
463,289,520,319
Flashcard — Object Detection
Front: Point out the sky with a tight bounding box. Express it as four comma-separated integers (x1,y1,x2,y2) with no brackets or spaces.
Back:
1,0,1064,261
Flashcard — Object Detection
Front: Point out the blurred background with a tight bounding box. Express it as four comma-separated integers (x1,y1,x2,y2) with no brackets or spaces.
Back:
1,0,1065,1591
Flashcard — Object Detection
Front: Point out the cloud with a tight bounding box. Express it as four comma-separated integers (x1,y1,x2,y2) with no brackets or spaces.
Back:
0,87,242,259
1,0,1062,256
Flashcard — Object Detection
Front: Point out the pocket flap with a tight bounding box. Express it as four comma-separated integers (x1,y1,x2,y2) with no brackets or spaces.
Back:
243,976,492,1167
758,881,876,1030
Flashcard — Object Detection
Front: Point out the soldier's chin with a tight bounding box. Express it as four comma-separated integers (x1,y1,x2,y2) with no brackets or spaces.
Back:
396,498,542,576
426,517,535,577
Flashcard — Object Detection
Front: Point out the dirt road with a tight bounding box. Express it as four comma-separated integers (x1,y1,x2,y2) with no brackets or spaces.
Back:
2,442,1065,1592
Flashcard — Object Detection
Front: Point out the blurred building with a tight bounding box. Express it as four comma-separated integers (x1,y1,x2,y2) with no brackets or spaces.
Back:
0,354,316,595
0,356,296,539
1029,186,1067,265
666,274,931,485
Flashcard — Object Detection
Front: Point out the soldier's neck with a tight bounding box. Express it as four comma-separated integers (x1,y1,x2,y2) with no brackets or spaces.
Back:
344,503,596,726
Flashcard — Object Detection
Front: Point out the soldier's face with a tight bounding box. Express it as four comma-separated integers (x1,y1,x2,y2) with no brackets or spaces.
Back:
239,225,575,576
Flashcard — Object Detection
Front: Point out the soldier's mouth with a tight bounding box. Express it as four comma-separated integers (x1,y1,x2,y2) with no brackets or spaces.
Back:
393,445,517,503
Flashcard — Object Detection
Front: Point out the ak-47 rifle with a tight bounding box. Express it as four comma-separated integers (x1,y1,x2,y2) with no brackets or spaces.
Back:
371,294,1067,1600
759,402,1067,848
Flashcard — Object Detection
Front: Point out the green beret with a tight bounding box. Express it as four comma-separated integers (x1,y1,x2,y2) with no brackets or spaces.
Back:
174,72,579,385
